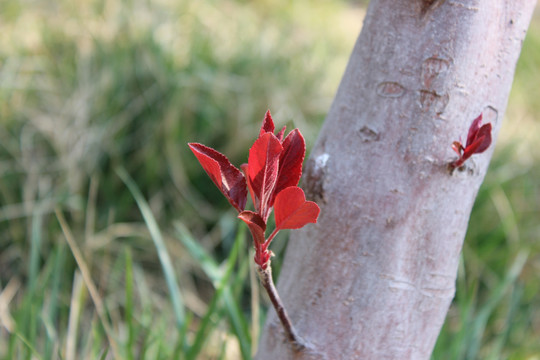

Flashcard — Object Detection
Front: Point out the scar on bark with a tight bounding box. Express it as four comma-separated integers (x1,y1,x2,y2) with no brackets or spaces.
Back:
420,0,446,16
304,156,327,203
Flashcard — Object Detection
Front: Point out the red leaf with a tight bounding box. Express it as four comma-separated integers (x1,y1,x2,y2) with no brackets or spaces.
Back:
239,210,271,269
451,114,492,168
274,186,320,230
240,163,255,208
269,129,306,206
238,211,266,245
471,123,492,154
466,113,483,147
276,126,286,142
188,143,247,212
259,110,275,137
259,110,286,141
462,123,492,160
248,133,283,218
452,141,464,156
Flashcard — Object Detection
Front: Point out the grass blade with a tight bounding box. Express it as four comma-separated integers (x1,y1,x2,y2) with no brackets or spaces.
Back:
125,248,135,360
225,251,252,359
28,207,43,296
43,244,66,358
465,250,529,360
65,271,84,360
55,208,121,359
175,222,251,359
13,331,44,360
116,167,185,329
249,248,260,357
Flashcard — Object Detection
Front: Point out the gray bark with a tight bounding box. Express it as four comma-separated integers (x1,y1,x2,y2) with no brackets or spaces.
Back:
256,1,536,359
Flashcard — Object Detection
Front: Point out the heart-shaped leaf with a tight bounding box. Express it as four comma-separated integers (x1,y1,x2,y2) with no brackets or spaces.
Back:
188,143,247,212
248,132,283,218
274,186,320,230
238,211,266,245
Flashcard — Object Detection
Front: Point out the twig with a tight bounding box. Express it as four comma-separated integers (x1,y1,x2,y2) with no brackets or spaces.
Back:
257,265,305,351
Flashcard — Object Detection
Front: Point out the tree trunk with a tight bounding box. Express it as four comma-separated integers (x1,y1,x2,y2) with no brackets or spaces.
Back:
256,1,536,359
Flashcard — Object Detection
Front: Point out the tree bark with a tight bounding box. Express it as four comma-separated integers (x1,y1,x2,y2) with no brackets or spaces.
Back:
256,1,536,359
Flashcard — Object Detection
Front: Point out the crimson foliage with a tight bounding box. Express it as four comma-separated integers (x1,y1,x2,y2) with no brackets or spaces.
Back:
189,111,320,269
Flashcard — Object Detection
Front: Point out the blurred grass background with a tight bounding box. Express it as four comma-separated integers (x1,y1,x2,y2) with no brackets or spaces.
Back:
0,0,538,359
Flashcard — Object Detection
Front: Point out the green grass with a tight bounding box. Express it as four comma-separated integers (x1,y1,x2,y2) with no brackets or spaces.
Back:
1,1,539,359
